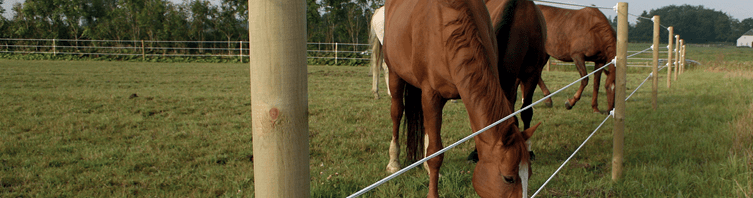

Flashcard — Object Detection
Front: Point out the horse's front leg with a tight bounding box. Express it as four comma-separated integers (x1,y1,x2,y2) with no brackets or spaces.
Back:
591,62,605,113
422,91,446,198
520,75,541,130
386,72,405,173
604,62,616,111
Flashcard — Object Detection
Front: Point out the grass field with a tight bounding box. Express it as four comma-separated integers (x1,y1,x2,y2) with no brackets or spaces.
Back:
1,45,752,197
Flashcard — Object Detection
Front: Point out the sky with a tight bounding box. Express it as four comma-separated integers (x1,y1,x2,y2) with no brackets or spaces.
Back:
3,0,753,23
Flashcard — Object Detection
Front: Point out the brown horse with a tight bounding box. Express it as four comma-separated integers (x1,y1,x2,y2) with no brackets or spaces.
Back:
383,0,539,197
487,0,550,130
466,0,550,165
537,5,617,113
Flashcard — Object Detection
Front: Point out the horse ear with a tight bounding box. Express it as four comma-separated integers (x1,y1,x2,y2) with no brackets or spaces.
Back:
521,122,541,141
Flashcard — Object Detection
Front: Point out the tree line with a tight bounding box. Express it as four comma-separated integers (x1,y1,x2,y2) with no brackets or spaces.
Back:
0,0,751,44
0,0,383,44
611,4,753,44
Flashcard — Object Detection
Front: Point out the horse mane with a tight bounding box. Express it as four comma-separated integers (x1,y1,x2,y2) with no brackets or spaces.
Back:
443,0,518,141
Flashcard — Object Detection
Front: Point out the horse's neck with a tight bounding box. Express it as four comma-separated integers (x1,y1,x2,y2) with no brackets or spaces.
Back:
458,74,513,132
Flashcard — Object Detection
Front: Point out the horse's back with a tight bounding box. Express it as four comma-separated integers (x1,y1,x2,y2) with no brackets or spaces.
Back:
537,4,615,61
384,0,497,94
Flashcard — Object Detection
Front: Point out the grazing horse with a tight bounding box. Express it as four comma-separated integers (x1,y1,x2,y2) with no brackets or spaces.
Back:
537,5,617,113
467,0,550,164
383,0,539,197
487,0,550,130
369,6,390,99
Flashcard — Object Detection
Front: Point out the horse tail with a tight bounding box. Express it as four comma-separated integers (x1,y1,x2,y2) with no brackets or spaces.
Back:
369,25,383,75
403,84,425,163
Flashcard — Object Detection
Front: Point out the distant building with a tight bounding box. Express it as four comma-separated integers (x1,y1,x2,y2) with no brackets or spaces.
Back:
737,29,753,47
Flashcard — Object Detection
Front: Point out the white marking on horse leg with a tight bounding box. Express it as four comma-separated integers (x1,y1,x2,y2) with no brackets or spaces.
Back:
386,137,401,173
520,161,530,198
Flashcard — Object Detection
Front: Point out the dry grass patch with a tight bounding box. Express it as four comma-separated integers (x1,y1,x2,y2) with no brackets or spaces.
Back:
733,103,753,197
704,61,753,79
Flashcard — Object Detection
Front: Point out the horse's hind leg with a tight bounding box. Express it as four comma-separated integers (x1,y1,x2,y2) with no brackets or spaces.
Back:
538,78,553,107
372,60,381,99
386,72,405,173
566,54,589,110
421,91,446,198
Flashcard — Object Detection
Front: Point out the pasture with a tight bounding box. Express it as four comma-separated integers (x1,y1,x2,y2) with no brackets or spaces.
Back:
1,45,752,197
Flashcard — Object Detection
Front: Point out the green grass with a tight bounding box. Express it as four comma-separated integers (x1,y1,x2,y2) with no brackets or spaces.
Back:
1,50,752,197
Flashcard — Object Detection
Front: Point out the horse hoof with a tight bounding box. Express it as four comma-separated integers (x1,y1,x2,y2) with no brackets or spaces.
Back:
544,100,553,108
386,164,401,173
565,101,573,110
594,110,607,115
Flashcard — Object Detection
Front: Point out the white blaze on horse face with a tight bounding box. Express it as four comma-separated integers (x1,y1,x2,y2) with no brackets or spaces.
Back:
519,161,530,198
521,140,532,198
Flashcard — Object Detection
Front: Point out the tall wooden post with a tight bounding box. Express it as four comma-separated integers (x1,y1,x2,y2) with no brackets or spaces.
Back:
680,44,687,74
53,39,57,56
248,0,310,197
666,27,674,88
141,40,146,61
673,35,680,81
651,15,660,110
546,60,551,71
613,2,628,182
679,41,685,75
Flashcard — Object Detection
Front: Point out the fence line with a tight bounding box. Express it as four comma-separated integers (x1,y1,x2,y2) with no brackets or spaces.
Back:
0,38,372,62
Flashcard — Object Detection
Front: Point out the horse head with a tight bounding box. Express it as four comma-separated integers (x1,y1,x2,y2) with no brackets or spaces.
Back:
473,122,540,198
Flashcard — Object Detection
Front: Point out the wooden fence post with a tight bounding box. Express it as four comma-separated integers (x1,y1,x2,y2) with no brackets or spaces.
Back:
141,40,145,61
651,15,660,110
248,0,310,197
546,59,551,71
674,35,680,81
680,44,687,74
53,39,57,56
613,2,628,182
239,41,243,63
666,27,674,88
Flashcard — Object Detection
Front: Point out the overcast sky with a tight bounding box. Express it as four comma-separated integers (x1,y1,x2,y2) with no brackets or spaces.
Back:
3,0,753,23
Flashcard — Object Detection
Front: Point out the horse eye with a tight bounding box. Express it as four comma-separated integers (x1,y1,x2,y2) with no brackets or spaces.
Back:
503,176,515,184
